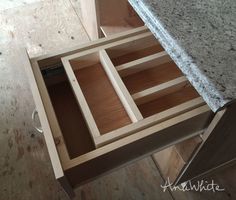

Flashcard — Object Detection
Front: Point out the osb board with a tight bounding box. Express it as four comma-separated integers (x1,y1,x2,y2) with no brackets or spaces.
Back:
0,0,89,57
0,0,41,11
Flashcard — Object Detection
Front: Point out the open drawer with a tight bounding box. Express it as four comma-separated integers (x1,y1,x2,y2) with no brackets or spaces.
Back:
24,27,213,197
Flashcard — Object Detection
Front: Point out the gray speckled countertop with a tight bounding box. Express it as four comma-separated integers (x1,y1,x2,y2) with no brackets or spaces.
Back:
129,0,236,112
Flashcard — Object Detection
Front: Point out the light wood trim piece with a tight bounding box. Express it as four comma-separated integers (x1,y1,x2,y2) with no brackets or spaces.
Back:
34,26,149,63
63,105,211,170
61,58,101,140
132,76,188,105
22,50,65,179
61,31,153,62
96,97,206,147
30,59,72,169
99,50,143,123
116,51,171,77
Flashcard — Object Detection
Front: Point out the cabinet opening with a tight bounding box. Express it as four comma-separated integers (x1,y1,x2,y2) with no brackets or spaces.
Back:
153,135,202,183
98,0,144,36
42,67,95,159
106,35,164,66
69,52,132,135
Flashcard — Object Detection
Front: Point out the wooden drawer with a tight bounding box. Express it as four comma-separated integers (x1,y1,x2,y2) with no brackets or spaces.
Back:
24,27,213,197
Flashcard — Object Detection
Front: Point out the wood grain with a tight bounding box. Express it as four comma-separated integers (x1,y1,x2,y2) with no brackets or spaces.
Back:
45,74,95,159
74,63,132,135
109,45,164,66
1,1,236,199
122,61,183,94
138,86,200,118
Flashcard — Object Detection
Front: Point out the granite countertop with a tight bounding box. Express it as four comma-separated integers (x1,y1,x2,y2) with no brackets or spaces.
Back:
129,0,236,112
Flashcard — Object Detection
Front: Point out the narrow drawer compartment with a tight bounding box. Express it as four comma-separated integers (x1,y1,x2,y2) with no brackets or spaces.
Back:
42,67,96,159
106,33,164,66
64,52,133,141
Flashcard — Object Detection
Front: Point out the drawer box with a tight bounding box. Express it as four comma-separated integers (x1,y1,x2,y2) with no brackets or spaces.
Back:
24,27,213,197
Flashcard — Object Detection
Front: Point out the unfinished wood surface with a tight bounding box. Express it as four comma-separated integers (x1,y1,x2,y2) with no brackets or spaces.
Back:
74,157,173,200
98,0,143,28
95,97,206,147
62,31,153,63
153,145,186,183
62,105,211,170
116,51,171,77
106,34,164,66
0,0,41,11
138,86,200,118
132,76,188,105
0,0,89,58
25,56,66,179
152,136,202,183
122,61,183,94
2,1,236,200
0,0,89,199
45,73,95,159
72,61,132,135
63,59,101,142
79,0,100,40
177,102,236,184
110,45,164,66
100,18,143,37
175,135,202,162
37,26,149,68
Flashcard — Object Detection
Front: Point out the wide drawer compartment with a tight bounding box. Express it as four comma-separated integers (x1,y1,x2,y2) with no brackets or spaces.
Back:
24,27,213,196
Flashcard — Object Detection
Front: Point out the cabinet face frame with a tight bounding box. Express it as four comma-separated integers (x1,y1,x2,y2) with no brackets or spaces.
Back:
24,27,214,196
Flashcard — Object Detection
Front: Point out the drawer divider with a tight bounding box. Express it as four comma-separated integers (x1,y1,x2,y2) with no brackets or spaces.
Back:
99,49,143,122
62,59,101,140
116,51,172,77
132,76,188,105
